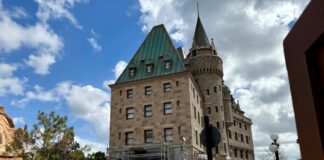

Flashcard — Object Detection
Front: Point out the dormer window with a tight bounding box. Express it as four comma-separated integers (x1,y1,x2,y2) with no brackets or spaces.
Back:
165,60,171,70
146,64,153,73
129,68,136,77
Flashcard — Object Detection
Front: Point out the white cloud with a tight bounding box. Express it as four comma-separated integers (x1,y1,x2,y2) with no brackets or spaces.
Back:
87,37,102,52
75,136,107,154
14,81,111,141
136,0,309,159
87,29,102,52
56,81,110,141
0,0,87,75
0,3,63,75
13,116,25,126
35,0,88,29
0,62,26,96
12,84,59,107
102,60,128,90
25,53,57,75
113,60,127,79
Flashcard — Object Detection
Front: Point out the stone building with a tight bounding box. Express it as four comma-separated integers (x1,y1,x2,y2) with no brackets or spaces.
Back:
109,15,254,160
0,105,18,159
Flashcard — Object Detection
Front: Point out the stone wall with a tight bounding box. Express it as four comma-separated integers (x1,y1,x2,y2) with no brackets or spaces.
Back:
109,72,204,159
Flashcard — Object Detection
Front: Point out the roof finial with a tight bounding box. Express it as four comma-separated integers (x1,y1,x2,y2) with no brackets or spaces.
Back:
197,1,200,17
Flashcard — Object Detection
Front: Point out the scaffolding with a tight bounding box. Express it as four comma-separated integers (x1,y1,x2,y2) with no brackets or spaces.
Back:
108,142,204,160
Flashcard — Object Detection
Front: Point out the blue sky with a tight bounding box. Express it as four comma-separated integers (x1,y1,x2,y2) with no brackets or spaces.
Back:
0,0,310,158
0,0,148,152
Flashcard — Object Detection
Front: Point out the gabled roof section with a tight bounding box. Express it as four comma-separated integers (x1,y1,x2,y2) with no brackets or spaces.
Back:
115,24,187,84
192,16,210,48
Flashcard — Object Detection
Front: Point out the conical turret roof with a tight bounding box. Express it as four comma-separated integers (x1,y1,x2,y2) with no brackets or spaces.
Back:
192,16,210,48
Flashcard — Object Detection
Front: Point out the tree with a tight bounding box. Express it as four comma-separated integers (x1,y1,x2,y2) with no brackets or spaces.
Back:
6,125,35,159
86,151,106,160
31,111,77,159
7,111,90,160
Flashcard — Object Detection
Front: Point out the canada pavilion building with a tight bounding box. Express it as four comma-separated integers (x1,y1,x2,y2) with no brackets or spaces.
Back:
109,15,254,160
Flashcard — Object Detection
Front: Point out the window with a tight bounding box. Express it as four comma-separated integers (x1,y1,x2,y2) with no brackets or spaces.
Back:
192,50,197,56
144,130,153,143
235,132,238,140
164,102,172,114
164,128,173,142
195,130,198,145
119,90,122,96
145,86,152,95
126,107,134,119
246,151,249,159
215,145,219,154
178,126,181,134
215,106,218,112
127,89,133,98
239,122,242,128
234,120,237,126
177,100,180,106
207,107,211,114
224,143,227,153
165,61,172,70
146,64,153,73
246,136,249,144
206,89,210,95
240,150,243,158
234,149,237,157
241,134,244,142
228,130,232,139
176,81,179,86
216,122,220,129
194,107,196,119
119,108,122,114
197,96,200,104
245,124,247,130
214,86,217,93
198,112,200,124
129,68,136,77
125,132,134,145
144,105,152,117
164,83,171,92
119,132,121,140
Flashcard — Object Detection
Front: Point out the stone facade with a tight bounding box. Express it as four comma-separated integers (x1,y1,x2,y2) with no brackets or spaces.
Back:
109,15,254,160
0,106,19,159
109,72,205,159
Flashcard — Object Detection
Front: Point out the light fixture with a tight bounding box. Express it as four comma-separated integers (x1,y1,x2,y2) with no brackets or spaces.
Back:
270,134,279,141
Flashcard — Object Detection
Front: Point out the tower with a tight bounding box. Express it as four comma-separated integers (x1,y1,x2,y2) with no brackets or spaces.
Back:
187,16,230,158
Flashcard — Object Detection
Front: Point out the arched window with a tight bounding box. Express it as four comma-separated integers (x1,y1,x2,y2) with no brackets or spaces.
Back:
206,89,210,95
214,86,217,93
207,107,211,114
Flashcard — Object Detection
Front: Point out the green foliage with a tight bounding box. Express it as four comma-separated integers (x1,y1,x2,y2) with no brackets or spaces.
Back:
6,125,34,159
86,151,106,160
6,111,98,160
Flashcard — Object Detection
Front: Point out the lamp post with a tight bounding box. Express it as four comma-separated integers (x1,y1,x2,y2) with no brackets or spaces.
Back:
269,134,280,160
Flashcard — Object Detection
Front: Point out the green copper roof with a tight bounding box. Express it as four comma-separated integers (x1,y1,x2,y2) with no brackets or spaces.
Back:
193,16,210,48
115,24,187,84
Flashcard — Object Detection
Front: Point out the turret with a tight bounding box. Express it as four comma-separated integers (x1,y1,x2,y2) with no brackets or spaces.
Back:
187,15,228,158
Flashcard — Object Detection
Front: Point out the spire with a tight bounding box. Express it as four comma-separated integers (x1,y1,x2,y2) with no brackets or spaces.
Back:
211,38,216,49
192,15,211,48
